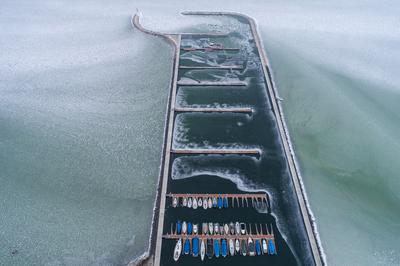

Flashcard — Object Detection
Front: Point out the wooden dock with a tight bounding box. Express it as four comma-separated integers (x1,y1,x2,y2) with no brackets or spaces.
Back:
171,148,261,155
174,107,253,114
179,65,244,70
177,81,247,86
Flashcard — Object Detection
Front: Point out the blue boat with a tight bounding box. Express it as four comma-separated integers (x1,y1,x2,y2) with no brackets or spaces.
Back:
214,239,220,258
255,239,261,255
268,239,276,255
184,238,190,255
223,197,228,208
187,222,193,235
213,197,217,208
192,237,199,257
217,196,222,209
221,239,228,257
176,221,181,234
206,239,214,258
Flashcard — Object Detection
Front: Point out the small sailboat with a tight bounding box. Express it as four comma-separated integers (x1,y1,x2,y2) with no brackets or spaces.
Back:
221,239,228,258
235,222,240,235
203,199,208,210
268,239,276,255
188,222,193,235
224,224,229,235
176,221,182,235
255,239,261,255
192,237,199,257
220,224,224,235
212,197,217,208
229,222,235,235
206,239,214,258
208,197,213,208
173,238,182,261
193,198,198,209
214,239,220,258
235,239,240,254
240,223,247,235
217,196,222,209
248,237,255,256
200,239,206,261
193,224,198,234
208,222,214,235
182,221,187,235
214,224,219,235
229,238,235,256
184,238,190,255
198,197,203,207
241,239,247,256
182,197,187,207
172,197,178,208
202,223,208,235
187,197,193,208
262,239,268,254
223,196,228,208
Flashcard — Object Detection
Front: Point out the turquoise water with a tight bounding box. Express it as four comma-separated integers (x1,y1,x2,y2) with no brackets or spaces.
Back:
1,0,399,265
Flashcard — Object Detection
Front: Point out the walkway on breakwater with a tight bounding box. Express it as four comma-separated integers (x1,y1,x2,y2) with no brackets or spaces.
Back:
132,12,323,266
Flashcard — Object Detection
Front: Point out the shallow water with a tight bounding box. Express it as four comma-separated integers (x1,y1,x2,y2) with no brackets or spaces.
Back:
1,0,399,265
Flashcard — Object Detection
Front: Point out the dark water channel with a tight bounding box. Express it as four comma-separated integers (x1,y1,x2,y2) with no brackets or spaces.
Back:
160,19,315,266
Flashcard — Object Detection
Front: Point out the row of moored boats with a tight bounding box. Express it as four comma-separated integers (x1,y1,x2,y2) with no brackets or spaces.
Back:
174,221,272,236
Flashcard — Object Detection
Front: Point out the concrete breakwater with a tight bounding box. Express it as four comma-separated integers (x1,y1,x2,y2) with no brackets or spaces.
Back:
131,12,324,266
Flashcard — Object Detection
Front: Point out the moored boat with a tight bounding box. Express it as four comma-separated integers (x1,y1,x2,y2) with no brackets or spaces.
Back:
182,221,187,234
235,222,240,235
212,197,217,208
240,223,247,235
188,222,193,235
172,197,178,208
203,198,208,210
182,197,187,207
221,239,228,257
176,220,181,234
214,223,219,235
202,223,208,235
198,197,202,207
188,197,193,208
173,238,182,261
262,239,268,254
208,222,214,235
184,238,190,255
268,239,276,255
223,196,228,208
224,223,229,235
192,237,199,257
193,198,198,209
235,239,240,254
217,196,222,209
220,224,224,235
255,239,261,255
229,238,235,256
206,239,213,258
248,237,255,256
193,224,198,234
229,222,235,235
241,239,247,256
208,197,213,208
200,239,206,261
214,239,220,258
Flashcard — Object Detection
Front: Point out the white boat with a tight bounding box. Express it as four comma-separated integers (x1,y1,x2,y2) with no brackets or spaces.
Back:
202,223,208,235
182,221,187,234
240,223,247,235
248,237,255,256
172,197,178,208
229,239,235,256
173,238,182,261
193,198,198,209
235,222,240,235
198,197,202,207
187,197,193,208
235,239,240,253
262,239,268,254
203,199,208,210
224,224,229,235
182,197,187,207
212,197,217,207
208,197,212,208
200,239,206,261
193,224,198,234
229,222,235,235
209,222,214,234
214,223,219,234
